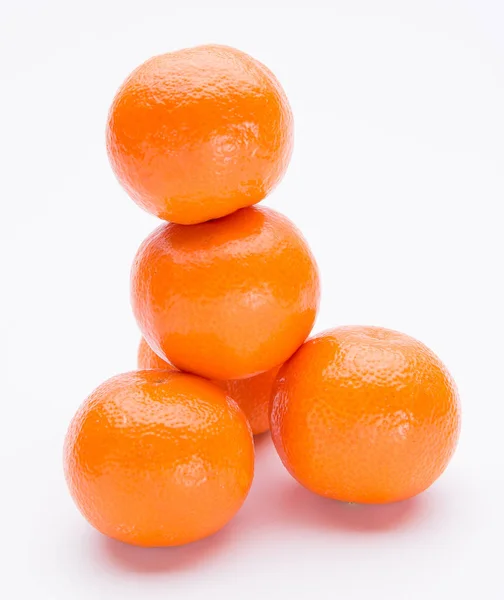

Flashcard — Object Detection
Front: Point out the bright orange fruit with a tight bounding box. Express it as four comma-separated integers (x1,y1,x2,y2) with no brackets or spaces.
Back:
64,370,254,547
137,337,177,372
214,368,280,436
106,44,293,224
138,337,278,435
131,206,320,381
270,326,461,504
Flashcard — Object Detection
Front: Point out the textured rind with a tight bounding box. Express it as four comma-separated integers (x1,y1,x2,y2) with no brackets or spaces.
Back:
64,371,254,547
138,337,280,435
270,326,461,504
106,44,294,224
131,206,320,380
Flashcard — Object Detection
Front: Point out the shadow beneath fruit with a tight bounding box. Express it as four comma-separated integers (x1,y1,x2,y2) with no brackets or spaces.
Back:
253,430,271,450
91,435,274,575
276,482,425,532
98,525,236,575
237,435,432,535
92,433,438,574
91,432,271,574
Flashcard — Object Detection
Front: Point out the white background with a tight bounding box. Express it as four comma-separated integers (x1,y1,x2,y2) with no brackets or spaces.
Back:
1,0,503,598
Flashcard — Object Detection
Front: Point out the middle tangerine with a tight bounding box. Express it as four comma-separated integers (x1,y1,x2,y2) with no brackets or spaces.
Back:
131,206,320,380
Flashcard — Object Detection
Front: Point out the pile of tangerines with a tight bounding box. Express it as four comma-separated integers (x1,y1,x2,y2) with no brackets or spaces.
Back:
64,45,461,548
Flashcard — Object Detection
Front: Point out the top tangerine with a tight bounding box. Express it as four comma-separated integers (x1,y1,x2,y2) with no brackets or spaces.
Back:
106,44,293,224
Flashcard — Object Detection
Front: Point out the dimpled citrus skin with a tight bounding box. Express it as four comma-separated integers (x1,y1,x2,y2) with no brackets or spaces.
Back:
64,370,254,547
138,337,278,435
131,206,320,381
106,44,293,225
270,326,461,504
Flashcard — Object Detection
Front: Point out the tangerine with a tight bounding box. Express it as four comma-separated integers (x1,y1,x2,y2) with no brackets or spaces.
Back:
64,370,254,546
106,44,293,224
131,206,320,381
270,326,461,504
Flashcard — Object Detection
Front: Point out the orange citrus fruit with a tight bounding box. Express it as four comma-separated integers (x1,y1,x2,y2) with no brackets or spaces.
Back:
270,326,461,504
214,368,280,436
106,44,293,224
64,370,254,547
137,337,177,371
131,206,320,381
138,337,278,435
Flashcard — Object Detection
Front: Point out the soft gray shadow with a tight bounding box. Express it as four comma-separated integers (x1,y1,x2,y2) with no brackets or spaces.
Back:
97,524,236,574
236,435,434,534
90,434,438,574
93,434,273,574
253,429,272,450
276,481,426,532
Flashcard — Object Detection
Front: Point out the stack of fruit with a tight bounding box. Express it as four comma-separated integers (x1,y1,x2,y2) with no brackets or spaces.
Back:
64,45,461,548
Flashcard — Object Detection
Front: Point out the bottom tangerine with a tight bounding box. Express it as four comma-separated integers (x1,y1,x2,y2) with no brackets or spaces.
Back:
64,370,254,546
270,326,461,504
